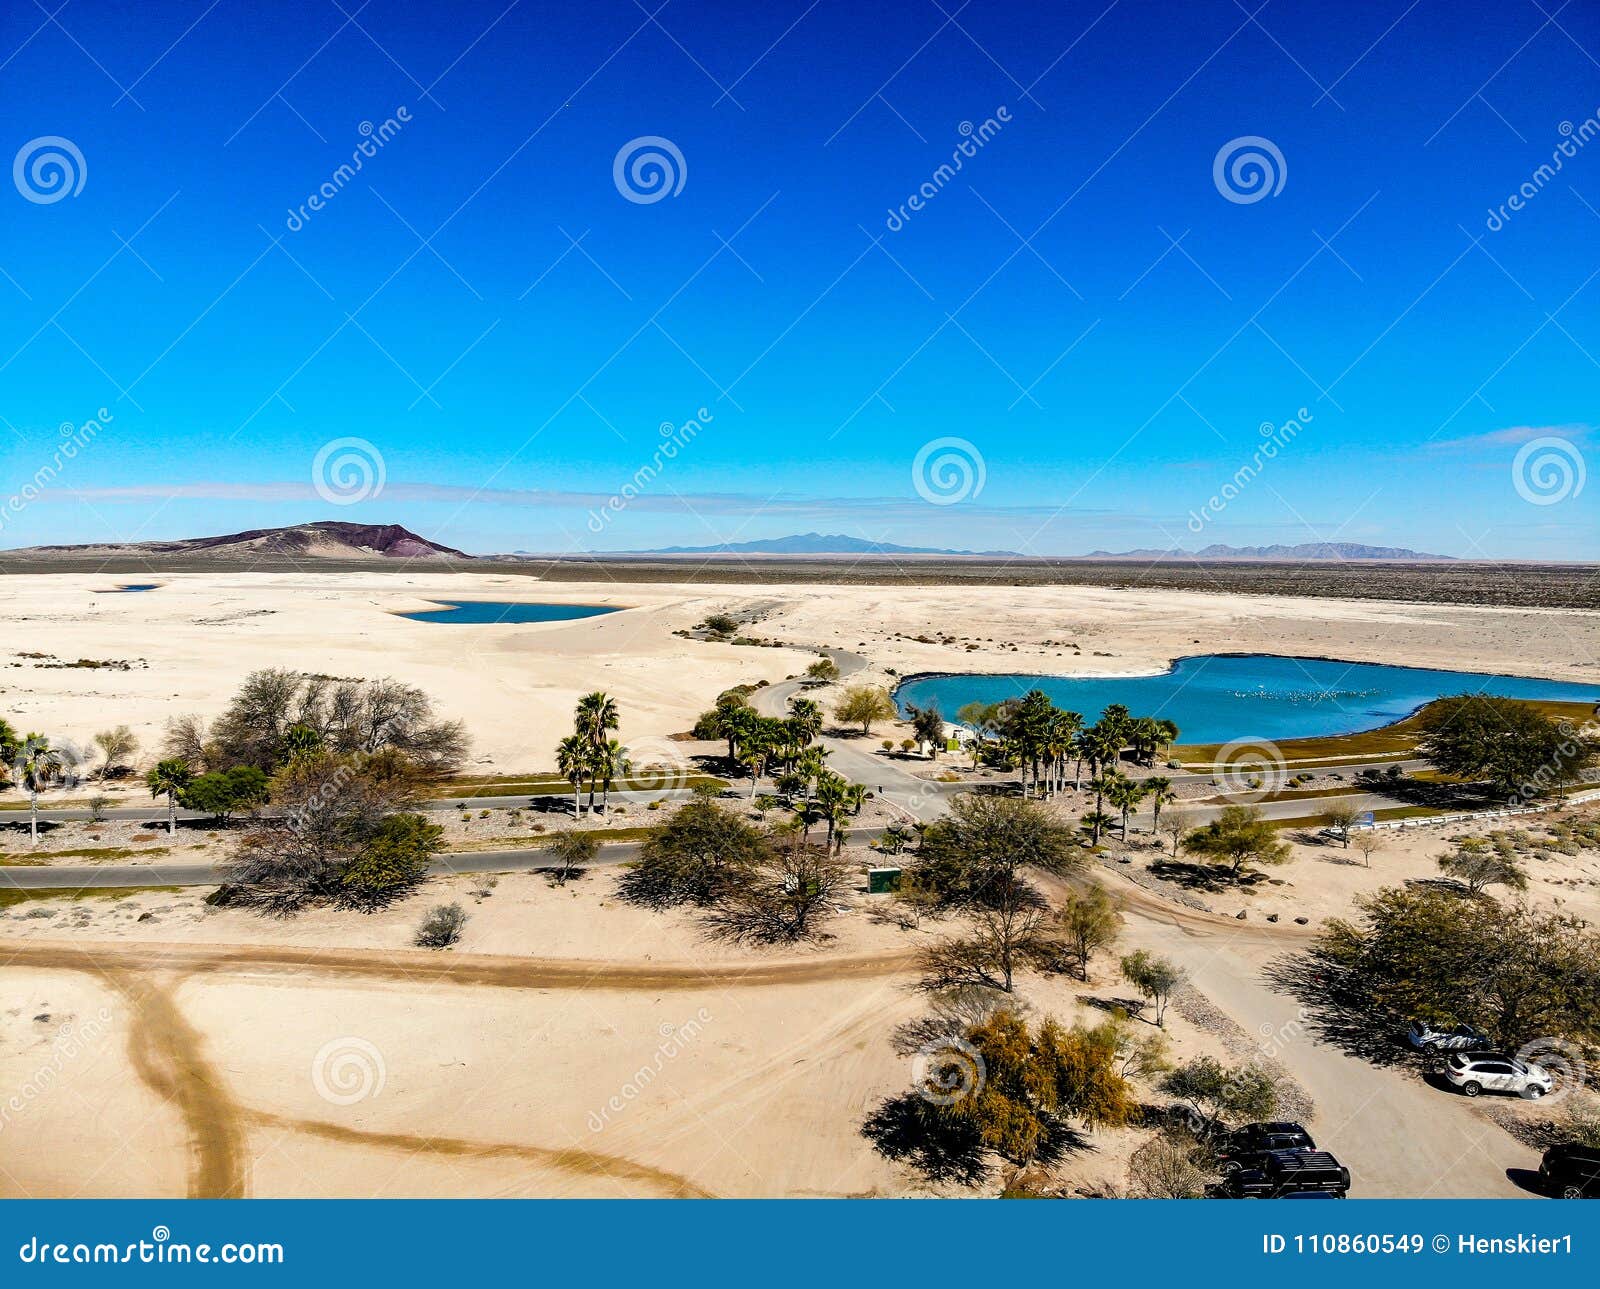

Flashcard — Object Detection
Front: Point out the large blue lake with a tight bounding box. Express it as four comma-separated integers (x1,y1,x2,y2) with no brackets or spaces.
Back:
398,600,621,625
893,654,1600,744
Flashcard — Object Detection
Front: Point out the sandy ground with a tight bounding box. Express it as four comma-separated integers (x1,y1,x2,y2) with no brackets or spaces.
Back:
0,860,1224,1199
4,572,1599,784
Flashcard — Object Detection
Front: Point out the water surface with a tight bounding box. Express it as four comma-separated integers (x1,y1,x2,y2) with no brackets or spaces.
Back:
893,654,1600,744
398,600,621,625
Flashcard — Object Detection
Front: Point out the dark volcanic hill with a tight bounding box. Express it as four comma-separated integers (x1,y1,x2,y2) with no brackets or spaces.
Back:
20,522,470,562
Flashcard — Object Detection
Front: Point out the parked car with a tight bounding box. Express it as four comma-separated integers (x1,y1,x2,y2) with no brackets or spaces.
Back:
1407,1019,1490,1052
1221,1149,1350,1198
1540,1144,1600,1198
1217,1122,1316,1174
1445,1051,1553,1098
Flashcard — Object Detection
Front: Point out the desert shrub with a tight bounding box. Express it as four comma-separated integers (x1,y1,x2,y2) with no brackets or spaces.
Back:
416,903,467,949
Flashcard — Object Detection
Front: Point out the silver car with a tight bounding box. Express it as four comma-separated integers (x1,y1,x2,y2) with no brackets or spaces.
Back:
1408,1019,1489,1052
1445,1052,1553,1099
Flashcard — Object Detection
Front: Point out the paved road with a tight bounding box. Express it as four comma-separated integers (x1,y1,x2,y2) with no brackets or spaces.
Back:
1,787,690,826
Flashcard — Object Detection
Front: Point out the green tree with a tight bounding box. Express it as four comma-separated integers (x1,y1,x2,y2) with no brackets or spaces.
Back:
834,685,896,735
1438,837,1527,895
1105,774,1147,841
618,798,767,907
180,766,269,822
804,657,840,684
93,725,139,778
1321,800,1362,848
548,829,599,885
340,813,442,909
1182,805,1292,877
1052,885,1124,980
1121,949,1187,1027
146,757,193,838
942,1010,1135,1165
908,793,1083,907
1162,1055,1281,1136
908,703,947,758
1304,885,1600,1050
1418,694,1597,800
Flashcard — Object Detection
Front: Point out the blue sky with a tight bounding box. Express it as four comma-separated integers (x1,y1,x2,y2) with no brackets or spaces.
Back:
0,0,1596,558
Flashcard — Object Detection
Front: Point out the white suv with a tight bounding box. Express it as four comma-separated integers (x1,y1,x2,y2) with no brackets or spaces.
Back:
1445,1052,1553,1099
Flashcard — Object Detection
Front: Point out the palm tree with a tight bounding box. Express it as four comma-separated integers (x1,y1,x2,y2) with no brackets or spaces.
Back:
598,738,631,812
786,697,823,743
813,772,854,852
1155,719,1180,764
575,691,619,750
1081,809,1115,847
556,734,590,817
17,734,64,844
1145,776,1174,834
1130,717,1162,766
145,758,192,838
1105,775,1147,841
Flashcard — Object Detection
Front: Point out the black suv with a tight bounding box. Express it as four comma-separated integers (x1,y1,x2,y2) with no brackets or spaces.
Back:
1222,1149,1351,1198
1217,1122,1316,1175
1540,1144,1600,1198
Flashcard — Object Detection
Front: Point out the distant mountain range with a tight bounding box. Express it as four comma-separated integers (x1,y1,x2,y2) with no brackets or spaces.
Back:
1080,542,1454,562
11,525,1453,566
622,532,1021,557
18,522,470,562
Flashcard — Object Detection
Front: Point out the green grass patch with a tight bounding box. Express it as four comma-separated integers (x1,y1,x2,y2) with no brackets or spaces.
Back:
0,884,184,911
1175,698,1596,768
440,826,662,855
422,773,726,799
0,846,171,864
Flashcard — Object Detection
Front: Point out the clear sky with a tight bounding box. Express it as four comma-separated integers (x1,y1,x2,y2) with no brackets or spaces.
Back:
1,0,1595,558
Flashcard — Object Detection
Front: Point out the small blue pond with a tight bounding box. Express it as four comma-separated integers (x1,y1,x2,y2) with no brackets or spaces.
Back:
892,654,1600,745
398,600,622,625
96,584,161,593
